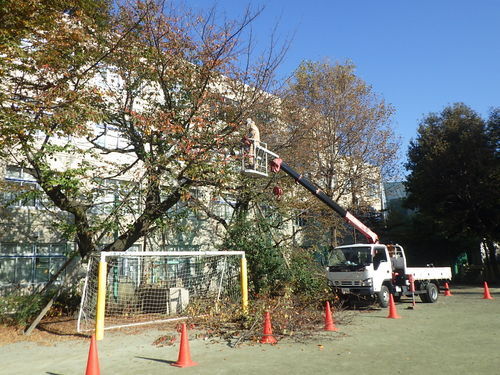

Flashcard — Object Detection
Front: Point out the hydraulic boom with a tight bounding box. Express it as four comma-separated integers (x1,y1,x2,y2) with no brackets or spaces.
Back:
242,133,451,308
269,158,379,244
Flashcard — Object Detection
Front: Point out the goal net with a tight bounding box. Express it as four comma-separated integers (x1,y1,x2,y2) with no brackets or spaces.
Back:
77,251,246,333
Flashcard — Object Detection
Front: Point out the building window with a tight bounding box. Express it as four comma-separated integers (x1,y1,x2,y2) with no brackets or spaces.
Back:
0,242,71,287
2,166,40,208
94,124,128,149
91,178,139,215
210,195,235,221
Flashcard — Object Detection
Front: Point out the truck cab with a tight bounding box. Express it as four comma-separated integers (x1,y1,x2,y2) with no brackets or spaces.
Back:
327,244,393,306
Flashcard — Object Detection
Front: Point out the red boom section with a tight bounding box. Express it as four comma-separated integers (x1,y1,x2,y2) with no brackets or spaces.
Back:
344,212,379,244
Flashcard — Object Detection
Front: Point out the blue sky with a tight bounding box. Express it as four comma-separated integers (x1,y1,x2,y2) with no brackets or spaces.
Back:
186,1,500,165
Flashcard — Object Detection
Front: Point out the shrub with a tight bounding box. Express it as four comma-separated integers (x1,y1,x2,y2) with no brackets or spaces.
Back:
0,293,44,326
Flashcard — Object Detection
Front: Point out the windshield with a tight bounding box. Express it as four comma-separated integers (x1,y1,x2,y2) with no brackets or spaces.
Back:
328,246,372,268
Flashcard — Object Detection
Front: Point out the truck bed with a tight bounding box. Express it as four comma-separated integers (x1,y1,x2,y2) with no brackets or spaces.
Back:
406,267,452,280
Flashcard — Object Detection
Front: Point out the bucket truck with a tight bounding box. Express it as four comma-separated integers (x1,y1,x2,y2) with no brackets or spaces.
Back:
242,137,452,307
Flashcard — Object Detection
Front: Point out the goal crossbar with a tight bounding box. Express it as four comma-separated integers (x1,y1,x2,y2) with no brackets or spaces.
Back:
100,251,246,259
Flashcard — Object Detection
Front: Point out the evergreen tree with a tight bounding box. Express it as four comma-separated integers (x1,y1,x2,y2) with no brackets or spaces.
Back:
405,103,500,279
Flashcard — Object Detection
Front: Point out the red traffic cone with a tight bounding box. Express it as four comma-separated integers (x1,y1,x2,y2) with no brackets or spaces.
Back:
260,311,277,344
324,301,338,331
387,294,401,319
483,281,493,300
171,323,197,368
443,282,453,296
85,335,100,375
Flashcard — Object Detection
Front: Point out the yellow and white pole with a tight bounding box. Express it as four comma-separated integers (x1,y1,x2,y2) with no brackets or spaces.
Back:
240,255,248,314
95,259,107,340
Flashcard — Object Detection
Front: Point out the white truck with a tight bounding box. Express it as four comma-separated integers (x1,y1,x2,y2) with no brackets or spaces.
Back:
242,137,452,307
327,243,452,307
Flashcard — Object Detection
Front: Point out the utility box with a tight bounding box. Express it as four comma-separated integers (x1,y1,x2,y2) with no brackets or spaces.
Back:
169,287,189,314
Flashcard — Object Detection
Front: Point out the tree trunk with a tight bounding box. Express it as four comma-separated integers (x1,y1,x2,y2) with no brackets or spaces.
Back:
484,239,500,282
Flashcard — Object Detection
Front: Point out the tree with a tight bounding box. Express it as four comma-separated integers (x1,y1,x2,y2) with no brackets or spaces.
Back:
0,0,111,48
0,0,289,321
271,60,399,248
405,103,500,279
221,214,290,295
0,0,290,330
1,0,285,259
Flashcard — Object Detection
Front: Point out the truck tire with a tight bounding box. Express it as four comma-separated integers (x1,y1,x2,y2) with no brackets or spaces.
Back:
377,285,390,308
420,282,438,303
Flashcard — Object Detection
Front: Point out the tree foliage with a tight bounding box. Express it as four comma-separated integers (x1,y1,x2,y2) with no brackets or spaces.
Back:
0,0,111,50
221,215,289,295
0,0,284,259
405,103,500,277
271,60,399,246
220,213,326,297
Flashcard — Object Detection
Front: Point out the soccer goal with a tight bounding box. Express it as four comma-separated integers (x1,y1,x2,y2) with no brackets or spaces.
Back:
77,251,247,339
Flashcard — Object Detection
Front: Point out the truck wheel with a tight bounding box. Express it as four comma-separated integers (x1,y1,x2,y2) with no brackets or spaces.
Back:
420,282,438,303
377,285,390,308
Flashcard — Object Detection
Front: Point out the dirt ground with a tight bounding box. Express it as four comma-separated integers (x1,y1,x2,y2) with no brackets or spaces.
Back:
1,285,499,375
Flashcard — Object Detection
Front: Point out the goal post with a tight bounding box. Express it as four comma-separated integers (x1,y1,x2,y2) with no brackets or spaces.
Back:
77,251,247,339
96,260,107,340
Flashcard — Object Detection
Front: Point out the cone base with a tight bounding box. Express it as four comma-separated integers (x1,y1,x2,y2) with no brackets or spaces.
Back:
325,324,338,331
387,314,401,319
171,361,197,368
260,335,277,344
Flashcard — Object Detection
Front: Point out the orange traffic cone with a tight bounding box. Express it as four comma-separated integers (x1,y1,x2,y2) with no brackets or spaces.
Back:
85,335,100,375
387,294,401,319
324,301,338,331
443,282,452,296
260,311,277,344
483,281,493,300
171,323,197,368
